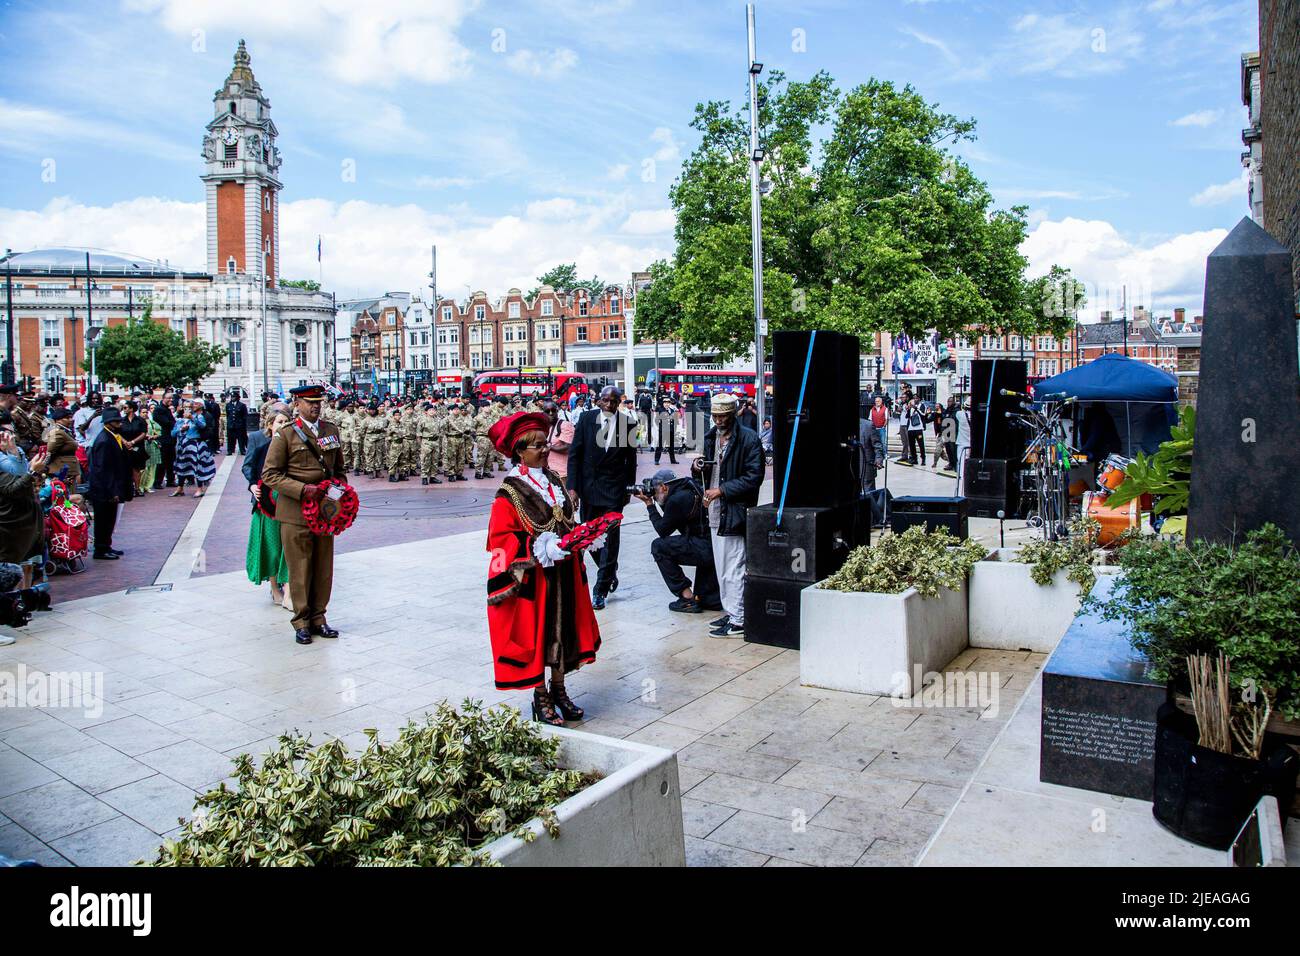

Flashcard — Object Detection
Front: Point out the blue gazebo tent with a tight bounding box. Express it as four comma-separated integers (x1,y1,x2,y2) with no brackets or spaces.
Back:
1033,353,1178,458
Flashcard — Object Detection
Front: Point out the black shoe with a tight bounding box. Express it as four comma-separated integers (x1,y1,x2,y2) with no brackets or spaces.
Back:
311,622,340,639
609,576,619,593
700,603,725,613
108,548,124,557
709,614,729,629
353,468,362,476
669,598,701,613
710,621,745,638
93,551,119,560
550,682,584,721
294,628,313,645
388,474,397,482
397,473,408,481
592,594,607,610
421,477,428,486
430,477,443,484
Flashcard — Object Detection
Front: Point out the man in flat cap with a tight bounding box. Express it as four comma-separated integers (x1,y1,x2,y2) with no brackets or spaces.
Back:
260,384,347,645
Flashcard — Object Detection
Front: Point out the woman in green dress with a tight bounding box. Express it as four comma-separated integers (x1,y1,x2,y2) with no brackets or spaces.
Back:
138,406,162,495
243,405,291,607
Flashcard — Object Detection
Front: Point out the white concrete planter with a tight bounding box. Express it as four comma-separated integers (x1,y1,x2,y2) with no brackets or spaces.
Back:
800,581,968,697
968,548,1118,654
483,726,686,867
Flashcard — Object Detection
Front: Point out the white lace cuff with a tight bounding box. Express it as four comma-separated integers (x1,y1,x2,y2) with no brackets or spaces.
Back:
532,531,569,568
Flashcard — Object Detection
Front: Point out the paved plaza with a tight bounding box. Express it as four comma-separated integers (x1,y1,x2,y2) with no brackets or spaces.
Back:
0,449,1069,867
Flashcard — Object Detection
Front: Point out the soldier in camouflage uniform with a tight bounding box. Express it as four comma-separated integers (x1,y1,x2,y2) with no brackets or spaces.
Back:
416,403,443,485
337,401,358,475
385,408,408,481
361,402,388,477
472,400,500,479
442,403,472,481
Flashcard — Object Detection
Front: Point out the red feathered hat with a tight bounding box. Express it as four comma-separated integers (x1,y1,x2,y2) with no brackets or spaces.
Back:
489,411,551,456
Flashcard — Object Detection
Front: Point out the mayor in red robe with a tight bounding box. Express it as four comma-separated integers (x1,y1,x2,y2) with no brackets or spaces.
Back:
486,412,601,725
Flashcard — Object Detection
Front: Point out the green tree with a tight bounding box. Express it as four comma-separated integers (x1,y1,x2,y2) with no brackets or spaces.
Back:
656,71,1081,359
280,279,322,292
85,306,227,392
528,263,605,300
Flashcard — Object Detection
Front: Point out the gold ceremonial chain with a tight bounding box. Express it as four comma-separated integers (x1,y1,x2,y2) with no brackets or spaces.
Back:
500,482,573,535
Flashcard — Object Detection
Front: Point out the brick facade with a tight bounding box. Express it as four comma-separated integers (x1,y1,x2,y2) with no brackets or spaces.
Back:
1260,0,1300,300
216,182,245,275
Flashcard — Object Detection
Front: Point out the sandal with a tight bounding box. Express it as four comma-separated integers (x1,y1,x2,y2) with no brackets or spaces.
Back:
531,688,565,726
550,682,584,721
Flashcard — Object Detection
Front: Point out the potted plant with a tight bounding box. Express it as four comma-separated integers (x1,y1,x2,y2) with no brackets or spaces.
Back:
1090,525,1300,847
968,516,1119,653
142,700,686,867
1152,654,1297,849
800,525,986,697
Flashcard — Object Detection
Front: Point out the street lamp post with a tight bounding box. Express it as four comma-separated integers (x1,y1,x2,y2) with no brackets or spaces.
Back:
746,3,767,427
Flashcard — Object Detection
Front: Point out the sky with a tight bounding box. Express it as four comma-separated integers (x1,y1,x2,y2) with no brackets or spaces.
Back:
0,0,1260,320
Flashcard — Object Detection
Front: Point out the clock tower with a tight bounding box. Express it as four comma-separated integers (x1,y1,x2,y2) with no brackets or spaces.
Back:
202,40,282,288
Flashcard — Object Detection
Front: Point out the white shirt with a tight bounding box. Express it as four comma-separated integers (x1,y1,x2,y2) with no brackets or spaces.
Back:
300,417,319,438
74,406,101,448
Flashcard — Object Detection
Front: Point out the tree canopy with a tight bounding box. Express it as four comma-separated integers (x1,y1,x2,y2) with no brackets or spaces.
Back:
638,72,1082,360
529,263,606,300
280,279,321,292
85,306,227,392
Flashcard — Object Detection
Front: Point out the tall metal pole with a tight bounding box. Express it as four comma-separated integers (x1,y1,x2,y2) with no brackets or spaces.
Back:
428,245,438,392
3,259,14,386
746,4,767,426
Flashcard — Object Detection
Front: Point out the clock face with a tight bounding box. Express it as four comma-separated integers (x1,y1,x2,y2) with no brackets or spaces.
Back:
223,128,237,146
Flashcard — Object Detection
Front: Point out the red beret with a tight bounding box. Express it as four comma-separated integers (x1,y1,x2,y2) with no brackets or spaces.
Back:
489,412,551,456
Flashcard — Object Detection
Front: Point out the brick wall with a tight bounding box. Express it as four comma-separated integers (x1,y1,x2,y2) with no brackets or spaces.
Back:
216,181,245,274
1260,0,1300,299
1177,346,1200,408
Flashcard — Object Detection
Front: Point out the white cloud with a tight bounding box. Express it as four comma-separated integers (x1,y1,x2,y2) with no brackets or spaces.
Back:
606,163,630,181
505,48,579,78
1022,217,1228,317
650,127,680,163
0,98,191,163
1171,109,1222,127
123,0,475,87
899,26,958,65
1009,12,1142,77
1190,171,1248,207
0,193,670,302
620,209,675,235
410,175,478,189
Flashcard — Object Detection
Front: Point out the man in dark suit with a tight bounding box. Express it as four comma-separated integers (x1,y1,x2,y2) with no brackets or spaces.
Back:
566,385,638,609
203,393,221,455
152,400,176,488
225,390,249,456
88,406,132,560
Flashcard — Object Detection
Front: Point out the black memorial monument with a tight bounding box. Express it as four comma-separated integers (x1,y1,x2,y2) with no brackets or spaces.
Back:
1188,217,1300,545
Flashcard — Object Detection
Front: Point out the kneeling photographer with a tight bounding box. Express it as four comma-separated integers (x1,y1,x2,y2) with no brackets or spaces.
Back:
631,469,721,615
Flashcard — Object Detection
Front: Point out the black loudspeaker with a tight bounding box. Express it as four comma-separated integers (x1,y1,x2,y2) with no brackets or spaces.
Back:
970,359,1028,461
963,457,1020,518
773,330,861,509
743,576,807,649
889,495,969,539
745,504,855,584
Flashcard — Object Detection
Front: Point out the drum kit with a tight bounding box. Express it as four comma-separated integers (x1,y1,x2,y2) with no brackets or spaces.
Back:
1082,453,1141,545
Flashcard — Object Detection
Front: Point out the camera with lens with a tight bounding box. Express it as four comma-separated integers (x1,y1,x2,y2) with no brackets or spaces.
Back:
625,478,658,497
0,587,52,629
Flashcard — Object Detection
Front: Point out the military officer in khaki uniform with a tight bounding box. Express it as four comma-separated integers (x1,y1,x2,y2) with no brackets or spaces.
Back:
442,403,472,480
260,384,346,645
472,400,499,479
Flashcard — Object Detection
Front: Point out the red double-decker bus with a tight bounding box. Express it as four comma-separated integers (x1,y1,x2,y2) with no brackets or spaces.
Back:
644,367,772,398
472,369,588,401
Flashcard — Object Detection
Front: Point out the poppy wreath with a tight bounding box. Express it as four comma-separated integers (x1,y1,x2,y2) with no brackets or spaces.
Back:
558,512,622,552
301,479,360,536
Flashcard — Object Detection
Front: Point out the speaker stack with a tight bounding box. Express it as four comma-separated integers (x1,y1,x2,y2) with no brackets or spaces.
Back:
889,495,969,539
745,330,865,649
965,358,1028,518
